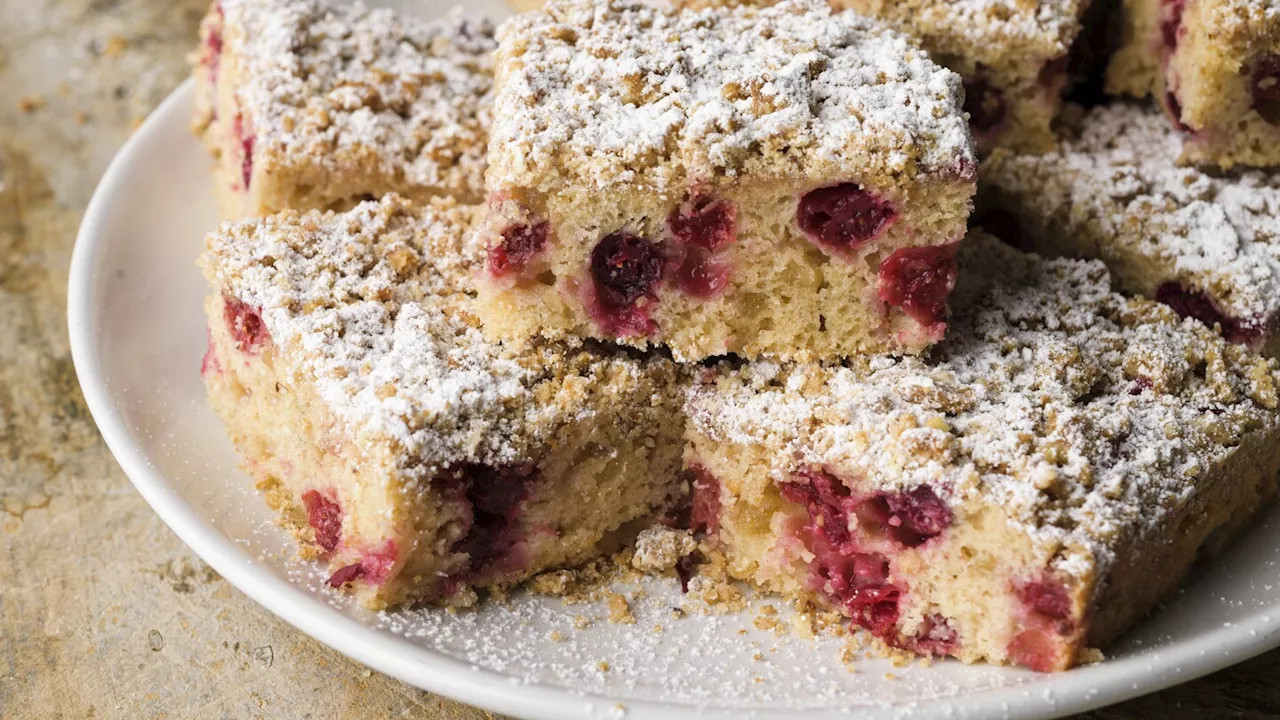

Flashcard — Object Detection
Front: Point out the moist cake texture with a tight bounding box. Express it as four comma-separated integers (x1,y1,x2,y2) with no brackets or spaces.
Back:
685,232,1280,671
200,195,686,609
192,0,495,219
1107,0,1280,167
980,103,1280,357
475,0,977,363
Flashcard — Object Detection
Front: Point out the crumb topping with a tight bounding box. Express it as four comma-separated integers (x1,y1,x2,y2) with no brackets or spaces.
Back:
983,103,1280,323
201,195,658,476
844,0,1087,67
488,0,974,196
630,526,697,573
220,0,494,197
687,233,1280,580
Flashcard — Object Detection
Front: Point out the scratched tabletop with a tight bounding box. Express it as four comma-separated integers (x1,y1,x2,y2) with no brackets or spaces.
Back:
1,1,1278,718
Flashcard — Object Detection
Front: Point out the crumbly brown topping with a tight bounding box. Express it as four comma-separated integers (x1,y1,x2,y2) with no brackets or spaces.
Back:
687,232,1280,579
838,0,1088,68
488,0,974,196
983,103,1280,323
201,195,665,477
220,0,494,197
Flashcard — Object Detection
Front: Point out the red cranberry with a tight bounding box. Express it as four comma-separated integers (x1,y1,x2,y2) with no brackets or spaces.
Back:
326,563,362,588
882,485,952,547
590,233,665,307
797,184,897,255
1129,377,1153,395
1007,627,1060,672
441,463,539,576
232,113,254,190
913,614,960,657
584,233,665,337
1160,0,1186,49
1155,281,1262,345
673,245,731,299
690,465,722,535
222,296,267,352
1019,579,1072,622
1252,54,1280,124
668,198,736,252
360,541,398,585
205,9,224,92
676,554,697,593
877,245,958,327
487,222,549,278
301,490,343,552
963,74,1007,136
1162,87,1190,132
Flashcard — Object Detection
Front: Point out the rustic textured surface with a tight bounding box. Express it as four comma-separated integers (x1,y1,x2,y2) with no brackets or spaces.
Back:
0,1,1277,718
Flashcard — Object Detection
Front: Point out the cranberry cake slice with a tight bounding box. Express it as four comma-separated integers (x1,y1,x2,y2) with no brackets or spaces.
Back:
200,195,686,609
980,103,1280,357
476,0,976,363
191,0,494,219
685,232,1280,671
1107,0,1280,167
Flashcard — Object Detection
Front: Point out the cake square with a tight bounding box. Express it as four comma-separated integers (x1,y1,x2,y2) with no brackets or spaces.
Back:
1107,0,1280,167
979,102,1280,357
475,0,977,363
685,231,1280,671
192,0,495,219
200,195,686,609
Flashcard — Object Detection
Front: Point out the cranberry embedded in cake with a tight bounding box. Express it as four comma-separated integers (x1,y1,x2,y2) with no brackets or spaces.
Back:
689,465,722,535
488,221,549,278
668,197,736,252
584,233,666,337
442,462,540,581
222,296,267,352
1252,54,1280,124
231,112,255,191
1155,281,1264,346
796,183,897,256
877,245,958,328
302,489,343,552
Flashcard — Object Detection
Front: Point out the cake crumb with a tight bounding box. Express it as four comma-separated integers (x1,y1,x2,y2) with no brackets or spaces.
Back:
651,624,664,633
752,652,765,661
607,592,636,625
548,630,565,643
630,526,697,573
572,614,592,630
596,660,611,672
1077,647,1106,665
103,34,129,57
18,96,45,113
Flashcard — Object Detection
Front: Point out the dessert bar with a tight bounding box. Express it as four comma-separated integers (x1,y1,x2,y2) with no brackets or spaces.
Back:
980,103,1280,357
685,232,1280,671
475,0,976,363
201,195,686,609
192,0,494,219
1107,0,1280,167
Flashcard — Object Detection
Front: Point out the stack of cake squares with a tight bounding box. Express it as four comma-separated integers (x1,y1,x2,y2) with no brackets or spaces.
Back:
191,0,1280,672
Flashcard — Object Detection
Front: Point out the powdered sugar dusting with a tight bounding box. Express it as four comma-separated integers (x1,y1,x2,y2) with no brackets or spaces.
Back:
201,195,579,474
850,0,1087,63
488,0,975,196
221,0,494,198
688,234,1280,581
982,103,1280,324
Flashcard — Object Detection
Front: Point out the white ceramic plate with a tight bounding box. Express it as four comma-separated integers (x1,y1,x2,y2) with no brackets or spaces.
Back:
67,4,1280,718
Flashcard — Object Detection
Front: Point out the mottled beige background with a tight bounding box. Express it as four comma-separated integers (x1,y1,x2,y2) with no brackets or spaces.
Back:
0,1,1276,718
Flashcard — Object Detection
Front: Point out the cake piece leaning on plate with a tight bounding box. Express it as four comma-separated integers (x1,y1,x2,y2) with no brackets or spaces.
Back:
685,231,1280,671
979,102,1280,357
191,0,495,219
476,0,976,363
200,194,687,609
1107,0,1280,167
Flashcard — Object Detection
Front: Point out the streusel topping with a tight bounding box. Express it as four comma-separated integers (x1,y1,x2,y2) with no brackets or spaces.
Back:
848,0,1087,65
201,196,651,475
983,103,1280,323
488,0,975,195
688,233,1280,579
222,0,494,198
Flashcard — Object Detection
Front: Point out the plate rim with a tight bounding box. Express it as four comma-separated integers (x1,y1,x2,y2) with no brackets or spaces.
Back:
66,78,1280,720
